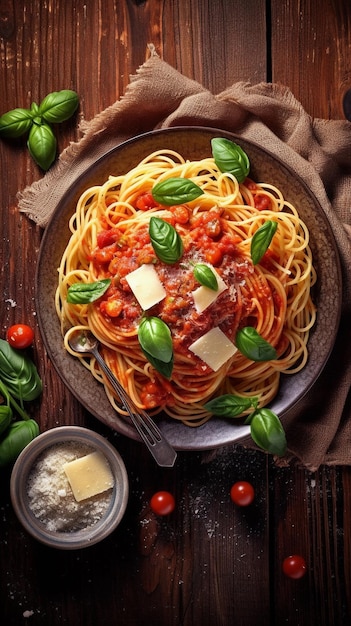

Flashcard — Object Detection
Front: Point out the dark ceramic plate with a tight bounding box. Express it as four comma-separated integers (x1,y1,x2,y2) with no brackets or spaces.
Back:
35,127,342,450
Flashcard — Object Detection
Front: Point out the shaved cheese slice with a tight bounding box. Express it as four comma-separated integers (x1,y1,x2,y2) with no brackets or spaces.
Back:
189,327,237,371
125,264,166,310
192,268,227,313
63,451,114,502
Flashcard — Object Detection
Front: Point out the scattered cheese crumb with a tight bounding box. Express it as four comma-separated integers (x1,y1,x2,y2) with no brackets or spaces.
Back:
5,298,17,307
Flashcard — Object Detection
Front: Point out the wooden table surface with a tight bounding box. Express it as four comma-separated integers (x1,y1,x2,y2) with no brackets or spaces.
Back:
1,1,350,624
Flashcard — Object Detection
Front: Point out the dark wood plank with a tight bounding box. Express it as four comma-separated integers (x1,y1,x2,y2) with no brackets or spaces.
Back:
272,464,348,625
161,0,267,92
271,0,351,119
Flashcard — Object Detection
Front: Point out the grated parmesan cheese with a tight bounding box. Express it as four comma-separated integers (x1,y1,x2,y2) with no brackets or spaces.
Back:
26,442,113,532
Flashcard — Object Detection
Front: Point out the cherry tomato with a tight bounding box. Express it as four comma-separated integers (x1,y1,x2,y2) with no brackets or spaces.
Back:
230,481,255,506
150,491,175,516
282,555,307,579
7,324,34,349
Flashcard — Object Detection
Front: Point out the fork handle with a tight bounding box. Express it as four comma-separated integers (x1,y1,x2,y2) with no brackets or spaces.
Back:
91,347,177,467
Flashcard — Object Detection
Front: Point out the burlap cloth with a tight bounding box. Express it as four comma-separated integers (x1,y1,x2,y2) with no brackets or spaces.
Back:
18,51,351,471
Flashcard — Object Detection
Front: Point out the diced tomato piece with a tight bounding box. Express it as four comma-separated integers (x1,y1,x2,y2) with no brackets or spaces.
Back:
137,250,156,265
245,179,258,191
124,305,140,320
97,228,121,248
205,245,223,266
218,233,239,256
108,257,120,275
171,205,190,224
117,257,138,277
254,194,271,211
92,244,116,264
140,381,161,408
135,192,158,211
104,300,124,317
189,226,202,242
204,216,222,238
140,379,175,409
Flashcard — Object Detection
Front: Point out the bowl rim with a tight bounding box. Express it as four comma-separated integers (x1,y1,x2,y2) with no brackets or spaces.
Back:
35,126,343,450
10,426,129,549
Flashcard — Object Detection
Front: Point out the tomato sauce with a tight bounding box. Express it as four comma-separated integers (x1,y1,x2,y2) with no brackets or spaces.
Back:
91,206,254,353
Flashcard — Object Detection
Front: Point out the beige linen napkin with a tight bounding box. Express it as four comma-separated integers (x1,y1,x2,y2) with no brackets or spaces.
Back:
18,50,351,471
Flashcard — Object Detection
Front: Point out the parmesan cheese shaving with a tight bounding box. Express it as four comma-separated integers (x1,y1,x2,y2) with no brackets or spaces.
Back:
189,327,237,371
125,264,166,310
192,268,227,313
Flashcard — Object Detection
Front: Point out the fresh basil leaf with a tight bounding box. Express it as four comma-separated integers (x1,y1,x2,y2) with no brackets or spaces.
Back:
0,379,30,421
249,408,287,456
193,264,218,290
27,122,57,170
204,394,258,417
67,279,111,304
236,327,277,361
0,419,40,468
0,339,42,403
30,102,41,125
0,108,33,138
141,348,174,379
0,405,12,436
251,220,278,265
39,89,79,123
138,316,173,363
211,137,250,182
149,217,183,264
152,177,204,206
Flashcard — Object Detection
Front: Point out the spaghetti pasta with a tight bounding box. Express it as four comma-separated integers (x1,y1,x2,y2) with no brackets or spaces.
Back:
56,145,317,427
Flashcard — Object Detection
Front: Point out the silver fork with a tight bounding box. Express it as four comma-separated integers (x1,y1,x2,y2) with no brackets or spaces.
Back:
68,329,177,467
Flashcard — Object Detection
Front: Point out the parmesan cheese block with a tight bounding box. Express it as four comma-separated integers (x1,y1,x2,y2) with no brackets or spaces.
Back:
192,269,227,313
189,327,237,371
63,451,114,502
125,263,166,310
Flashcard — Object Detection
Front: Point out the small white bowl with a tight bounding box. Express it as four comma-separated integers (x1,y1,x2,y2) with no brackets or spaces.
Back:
10,426,129,549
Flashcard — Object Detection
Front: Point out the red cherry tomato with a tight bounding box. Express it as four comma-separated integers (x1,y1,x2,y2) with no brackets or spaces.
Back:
7,324,34,349
230,481,255,506
150,491,175,516
282,555,307,579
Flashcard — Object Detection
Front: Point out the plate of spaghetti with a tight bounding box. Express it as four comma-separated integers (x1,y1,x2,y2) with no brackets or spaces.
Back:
36,127,342,450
